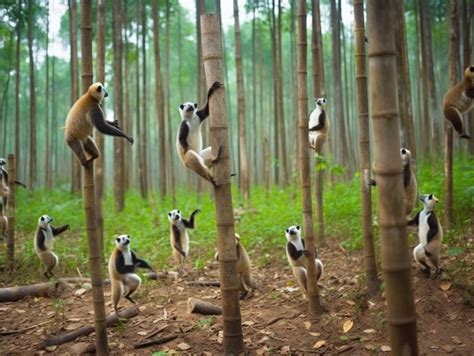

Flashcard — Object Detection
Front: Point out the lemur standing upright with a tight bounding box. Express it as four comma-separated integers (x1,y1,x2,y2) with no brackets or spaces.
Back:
308,98,330,154
0,158,27,208
285,225,323,298
167,209,200,274
34,215,70,279
176,82,223,185
108,235,154,313
408,194,443,279
401,148,418,216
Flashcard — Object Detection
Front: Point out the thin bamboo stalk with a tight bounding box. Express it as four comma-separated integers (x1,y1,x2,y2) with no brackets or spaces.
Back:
200,14,245,354
6,154,15,272
367,1,418,353
297,0,323,318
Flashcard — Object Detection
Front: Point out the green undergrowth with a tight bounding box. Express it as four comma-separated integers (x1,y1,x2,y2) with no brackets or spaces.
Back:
2,155,472,284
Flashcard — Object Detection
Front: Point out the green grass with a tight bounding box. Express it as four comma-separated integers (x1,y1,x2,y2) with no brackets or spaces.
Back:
2,155,472,283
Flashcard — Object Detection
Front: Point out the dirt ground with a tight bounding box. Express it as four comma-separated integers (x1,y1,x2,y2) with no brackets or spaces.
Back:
0,240,473,355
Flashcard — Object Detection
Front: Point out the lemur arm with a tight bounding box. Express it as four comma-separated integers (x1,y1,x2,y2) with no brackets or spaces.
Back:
466,86,474,99
426,213,439,243
115,251,135,274
403,165,411,188
182,209,201,228
196,81,223,122
287,242,304,260
36,229,47,251
89,104,134,144
178,122,189,150
51,224,70,236
407,211,421,226
172,226,186,257
131,251,154,271
308,111,326,131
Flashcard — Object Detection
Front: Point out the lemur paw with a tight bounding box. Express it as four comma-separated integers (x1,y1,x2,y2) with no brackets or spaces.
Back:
460,133,471,140
211,81,224,90
127,136,134,145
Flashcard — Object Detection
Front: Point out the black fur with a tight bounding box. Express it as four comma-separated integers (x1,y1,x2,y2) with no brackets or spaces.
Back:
403,163,411,188
51,224,70,236
195,82,222,122
407,211,421,226
178,121,190,150
90,104,134,144
115,250,153,274
182,209,200,228
172,225,186,257
426,212,439,243
309,111,326,131
287,239,306,261
36,229,47,251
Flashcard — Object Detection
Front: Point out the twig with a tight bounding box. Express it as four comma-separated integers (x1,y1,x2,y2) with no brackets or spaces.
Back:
0,320,53,336
265,312,299,327
145,324,169,340
185,280,220,287
134,334,178,349
76,267,83,279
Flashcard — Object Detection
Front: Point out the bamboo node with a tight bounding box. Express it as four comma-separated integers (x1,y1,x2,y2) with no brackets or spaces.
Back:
371,111,398,119
216,221,234,227
220,285,241,292
209,126,228,130
367,50,396,58
386,315,417,325
203,54,222,61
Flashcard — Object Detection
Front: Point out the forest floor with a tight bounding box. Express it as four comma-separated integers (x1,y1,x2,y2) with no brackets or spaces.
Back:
0,237,473,355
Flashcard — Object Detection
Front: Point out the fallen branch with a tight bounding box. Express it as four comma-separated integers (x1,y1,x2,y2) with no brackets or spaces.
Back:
0,320,53,336
145,324,169,340
0,278,92,303
134,334,178,349
39,307,139,349
146,271,178,280
265,312,300,327
187,298,222,315
185,280,220,287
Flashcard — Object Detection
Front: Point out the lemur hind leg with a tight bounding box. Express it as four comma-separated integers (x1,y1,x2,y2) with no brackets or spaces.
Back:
83,137,100,166
67,138,89,167
123,274,141,304
444,106,470,139
184,150,217,186
200,145,223,168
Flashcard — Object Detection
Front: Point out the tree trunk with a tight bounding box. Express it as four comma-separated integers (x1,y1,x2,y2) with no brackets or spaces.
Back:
69,0,81,194
330,0,349,170
27,0,36,189
96,0,105,255
367,1,419,353
44,1,51,190
113,0,125,212
200,14,245,354
80,1,109,353
123,0,131,191
445,0,458,229
419,0,440,153
152,0,166,199
14,0,22,175
297,0,323,318
353,0,379,296
233,0,250,201
141,0,149,197
135,0,143,199
462,0,473,155
6,155,16,273
290,0,298,188
1,34,14,156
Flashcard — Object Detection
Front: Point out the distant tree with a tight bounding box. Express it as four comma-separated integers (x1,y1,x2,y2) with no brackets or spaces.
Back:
27,0,36,188
14,0,22,174
141,0,149,197
44,0,51,190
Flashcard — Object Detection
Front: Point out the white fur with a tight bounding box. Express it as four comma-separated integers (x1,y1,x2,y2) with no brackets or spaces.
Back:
168,210,190,256
418,210,430,246
35,215,54,253
178,103,203,152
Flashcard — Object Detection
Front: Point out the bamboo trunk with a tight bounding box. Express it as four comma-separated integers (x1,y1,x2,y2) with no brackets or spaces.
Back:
353,0,379,296
200,14,245,354
80,1,108,354
6,154,15,272
367,1,418,353
297,0,323,318
14,1,21,176
27,0,36,189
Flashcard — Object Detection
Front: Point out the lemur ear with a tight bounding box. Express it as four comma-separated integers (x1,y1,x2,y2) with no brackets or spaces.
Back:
179,104,184,110
470,66,474,72
296,225,300,230
40,216,44,221
177,210,181,214
168,212,172,216
116,237,120,242
401,148,406,154
428,194,433,199
285,228,289,233
194,103,198,109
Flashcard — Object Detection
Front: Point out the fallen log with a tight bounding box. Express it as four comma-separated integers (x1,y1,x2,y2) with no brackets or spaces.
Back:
134,334,178,349
39,307,139,349
146,271,178,280
187,298,222,315
0,278,92,303
185,280,220,287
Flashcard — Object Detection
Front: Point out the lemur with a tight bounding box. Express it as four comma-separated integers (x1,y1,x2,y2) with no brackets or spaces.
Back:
167,209,200,274
408,194,443,279
215,233,256,299
108,235,154,313
308,98,330,154
34,215,70,279
285,225,323,298
443,65,474,139
176,81,223,185
65,82,133,168
0,158,27,208
0,198,7,241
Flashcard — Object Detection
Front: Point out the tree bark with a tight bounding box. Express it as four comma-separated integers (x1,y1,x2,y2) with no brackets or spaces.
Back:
353,0,379,296
445,0,458,229
113,0,125,212
233,0,250,201
95,0,105,252
69,0,81,194
44,1,51,190
141,0,149,198
80,1,109,354
367,1,419,353
463,0,474,155
297,0,323,318
14,0,22,176
200,14,245,354
6,155,15,273
123,0,131,191
27,0,36,189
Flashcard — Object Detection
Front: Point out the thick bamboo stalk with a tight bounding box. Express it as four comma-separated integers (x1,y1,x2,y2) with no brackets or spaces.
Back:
200,14,245,354
353,0,379,296
6,154,15,272
367,1,418,353
297,0,323,318
80,1,108,354
445,0,457,229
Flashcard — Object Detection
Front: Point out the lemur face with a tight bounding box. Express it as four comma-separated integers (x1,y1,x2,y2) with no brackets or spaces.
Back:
285,225,301,241
420,194,439,210
0,158,6,166
400,148,411,166
89,82,108,102
179,102,198,119
465,65,474,80
315,98,327,108
115,235,131,249
38,215,53,229
167,209,182,224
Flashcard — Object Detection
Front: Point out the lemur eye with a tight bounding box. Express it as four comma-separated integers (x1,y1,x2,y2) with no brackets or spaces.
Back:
97,85,102,92
470,66,474,72
40,217,44,221
168,212,171,216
